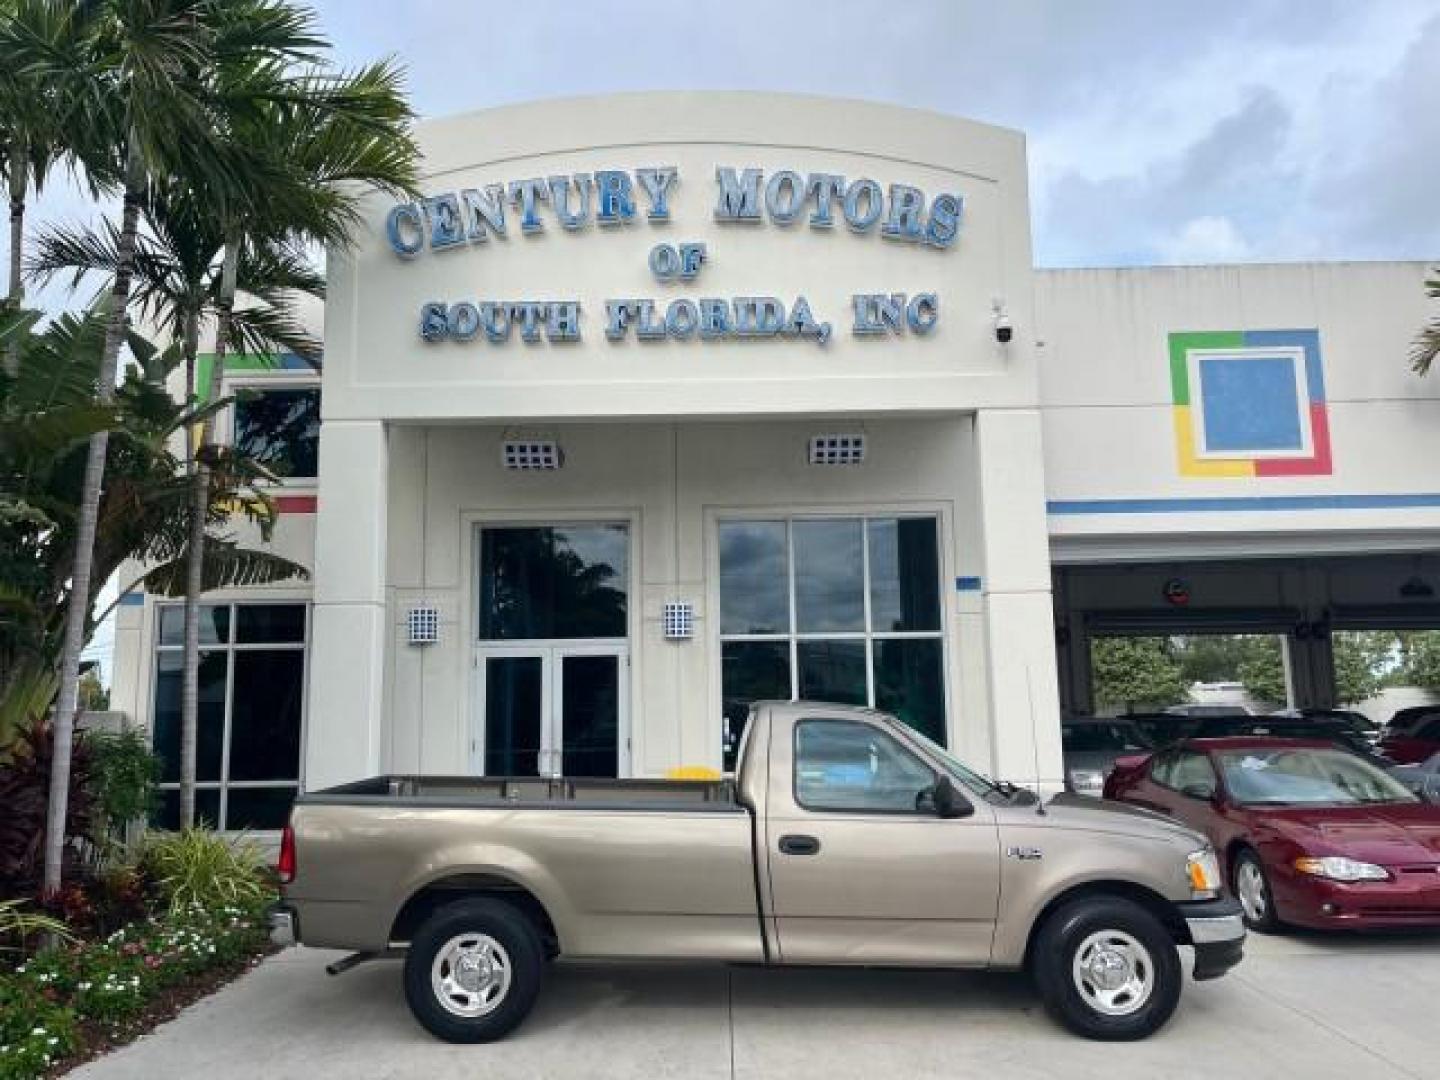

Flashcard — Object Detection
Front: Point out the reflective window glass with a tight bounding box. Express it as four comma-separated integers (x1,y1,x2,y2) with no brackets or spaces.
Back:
719,521,789,635
480,525,628,640
867,518,941,632
233,387,320,479
793,519,865,632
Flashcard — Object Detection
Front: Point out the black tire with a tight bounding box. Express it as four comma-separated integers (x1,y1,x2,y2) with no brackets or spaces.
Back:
1031,896,1182,1041
1232,849,1282,933
403,897,544,1043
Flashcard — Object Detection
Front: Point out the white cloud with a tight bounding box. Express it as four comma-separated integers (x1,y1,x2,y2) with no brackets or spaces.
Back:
1158,216,1253,264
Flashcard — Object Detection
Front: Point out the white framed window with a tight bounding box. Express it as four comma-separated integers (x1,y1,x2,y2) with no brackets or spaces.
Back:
225,380,321,482
718,515,946,769
149,602,308,831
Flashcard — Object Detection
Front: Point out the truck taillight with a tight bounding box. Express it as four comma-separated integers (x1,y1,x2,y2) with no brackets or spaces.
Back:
278,824,296,885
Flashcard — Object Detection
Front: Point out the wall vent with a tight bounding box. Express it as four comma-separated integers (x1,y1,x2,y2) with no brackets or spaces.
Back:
808,433,866,466
406,605,440,646
662,601,694,640
501,440,563,470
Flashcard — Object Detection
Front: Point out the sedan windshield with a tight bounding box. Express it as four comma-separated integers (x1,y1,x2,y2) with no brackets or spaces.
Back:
1217,748,1420,807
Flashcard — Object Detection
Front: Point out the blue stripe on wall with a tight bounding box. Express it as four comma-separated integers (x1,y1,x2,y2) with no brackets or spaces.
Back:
118,592,145,606
955,576,983,591
1047,493,1440,515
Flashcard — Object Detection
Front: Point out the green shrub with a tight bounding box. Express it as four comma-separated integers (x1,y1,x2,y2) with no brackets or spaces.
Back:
0,976,78,1080
143,828,269,913
86,730,161,842
0,898,74,956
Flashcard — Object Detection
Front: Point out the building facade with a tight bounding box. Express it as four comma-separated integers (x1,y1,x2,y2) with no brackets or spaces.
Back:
107,94,1440,831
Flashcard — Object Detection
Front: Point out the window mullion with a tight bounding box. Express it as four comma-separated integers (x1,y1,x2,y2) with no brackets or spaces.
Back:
861,517,876,707
786,520,799,700
219,605,236,831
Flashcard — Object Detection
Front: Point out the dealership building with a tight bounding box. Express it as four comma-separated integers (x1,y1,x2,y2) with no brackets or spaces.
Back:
105,94,1440,831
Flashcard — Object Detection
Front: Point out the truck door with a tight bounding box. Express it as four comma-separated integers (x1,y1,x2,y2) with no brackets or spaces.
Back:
761,712,1001,965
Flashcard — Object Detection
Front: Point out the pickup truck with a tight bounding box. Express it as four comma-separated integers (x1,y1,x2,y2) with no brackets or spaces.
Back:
273,701,1244,1042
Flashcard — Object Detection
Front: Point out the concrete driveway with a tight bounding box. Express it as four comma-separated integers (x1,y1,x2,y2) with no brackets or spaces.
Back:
72,932,1440,1080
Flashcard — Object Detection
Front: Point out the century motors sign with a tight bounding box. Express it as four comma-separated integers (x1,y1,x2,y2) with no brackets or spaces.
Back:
384,166,963,347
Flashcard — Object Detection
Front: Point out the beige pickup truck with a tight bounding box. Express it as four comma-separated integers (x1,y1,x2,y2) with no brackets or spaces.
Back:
273,701,1244,1042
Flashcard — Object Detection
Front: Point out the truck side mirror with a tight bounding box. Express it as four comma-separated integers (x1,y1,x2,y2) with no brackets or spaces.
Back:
1180,781,1217,802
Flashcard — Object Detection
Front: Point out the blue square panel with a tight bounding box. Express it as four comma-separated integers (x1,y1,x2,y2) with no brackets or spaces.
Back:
1197,355,1303,453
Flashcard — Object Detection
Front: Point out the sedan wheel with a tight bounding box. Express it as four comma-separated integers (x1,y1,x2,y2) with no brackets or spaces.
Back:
1233,850,1280,933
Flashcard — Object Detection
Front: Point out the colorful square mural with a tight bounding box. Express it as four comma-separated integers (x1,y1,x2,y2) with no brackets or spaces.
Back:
1169,329,1332,477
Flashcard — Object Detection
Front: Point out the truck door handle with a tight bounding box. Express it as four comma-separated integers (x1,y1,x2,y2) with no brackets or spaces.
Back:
778,834,820,856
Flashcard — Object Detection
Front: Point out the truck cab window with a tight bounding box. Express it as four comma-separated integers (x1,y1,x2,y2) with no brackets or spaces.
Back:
793,719,935,813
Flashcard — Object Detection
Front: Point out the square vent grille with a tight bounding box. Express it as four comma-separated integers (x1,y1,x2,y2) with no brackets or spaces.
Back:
808,433,866,466
502,440,563,470
406,605,440,645
662,601,694,640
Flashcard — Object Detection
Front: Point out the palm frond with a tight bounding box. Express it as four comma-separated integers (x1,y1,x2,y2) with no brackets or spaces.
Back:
141,542,309,596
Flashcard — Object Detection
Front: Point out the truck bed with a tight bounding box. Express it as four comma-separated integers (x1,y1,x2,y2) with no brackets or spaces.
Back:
305,774,739,810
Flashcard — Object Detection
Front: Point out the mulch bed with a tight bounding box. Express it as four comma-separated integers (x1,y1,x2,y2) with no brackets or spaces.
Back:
44,945,281,1078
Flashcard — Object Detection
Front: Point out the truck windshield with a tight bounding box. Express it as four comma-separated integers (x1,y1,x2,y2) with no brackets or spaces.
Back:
902,727,1008,801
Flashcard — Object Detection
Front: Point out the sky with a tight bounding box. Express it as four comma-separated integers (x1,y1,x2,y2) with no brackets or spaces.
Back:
8,0,1440,681
8,0,1439,310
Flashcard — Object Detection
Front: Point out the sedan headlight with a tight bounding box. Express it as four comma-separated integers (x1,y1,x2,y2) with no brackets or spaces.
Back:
1187,848,1222,898
1067,769,1105,797
1293,856,1390,882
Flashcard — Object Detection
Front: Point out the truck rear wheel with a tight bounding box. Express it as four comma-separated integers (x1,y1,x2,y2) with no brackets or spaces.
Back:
403,897,544,1042
1030,896,1181,1041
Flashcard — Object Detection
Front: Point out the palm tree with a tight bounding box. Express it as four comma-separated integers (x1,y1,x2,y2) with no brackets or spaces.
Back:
29,180,324,825
39,0,325,895
171,59,415,825
1413,272,1439,376
0,0,100,374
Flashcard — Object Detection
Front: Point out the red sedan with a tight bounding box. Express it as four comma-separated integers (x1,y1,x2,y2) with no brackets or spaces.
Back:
1104,737,1440,932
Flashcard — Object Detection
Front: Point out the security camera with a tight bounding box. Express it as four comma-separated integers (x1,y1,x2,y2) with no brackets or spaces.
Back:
994,312,1013,344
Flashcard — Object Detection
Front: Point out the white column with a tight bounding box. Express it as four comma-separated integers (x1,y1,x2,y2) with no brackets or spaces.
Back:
305,420,388,791
974,409,1064,790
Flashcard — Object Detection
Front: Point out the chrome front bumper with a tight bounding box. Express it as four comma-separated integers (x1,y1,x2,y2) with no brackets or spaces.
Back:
1176,897,1246,981
1185,910,1246,944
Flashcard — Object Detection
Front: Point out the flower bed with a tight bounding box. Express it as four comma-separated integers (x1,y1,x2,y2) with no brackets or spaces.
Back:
0,898,273,1079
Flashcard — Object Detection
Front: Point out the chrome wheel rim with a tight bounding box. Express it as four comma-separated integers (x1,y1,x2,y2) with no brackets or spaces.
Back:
1237,861,1267,923
1071,930,1154,1017
431,933,512,1018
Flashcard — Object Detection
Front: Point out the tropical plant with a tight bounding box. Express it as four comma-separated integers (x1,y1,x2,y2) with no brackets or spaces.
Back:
85,728,160,844
34,0,334,896
0,897,74,952
0,0,104,374
1412,272,1439,376
142,827,268,913
166,55,416,828
0,720,95,896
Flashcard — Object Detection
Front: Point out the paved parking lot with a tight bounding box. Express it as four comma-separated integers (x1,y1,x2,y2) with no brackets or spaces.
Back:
74,931,1440,1080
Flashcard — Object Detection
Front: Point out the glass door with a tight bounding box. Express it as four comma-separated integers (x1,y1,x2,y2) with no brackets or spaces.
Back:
472,645,629,777
473,522,631,778
555,647,627,778
476,649,548,776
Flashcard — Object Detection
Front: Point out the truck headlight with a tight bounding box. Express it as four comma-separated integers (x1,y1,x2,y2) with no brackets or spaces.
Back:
1067,768,1105,797
1293,856,1389,882
1187,848,1221,898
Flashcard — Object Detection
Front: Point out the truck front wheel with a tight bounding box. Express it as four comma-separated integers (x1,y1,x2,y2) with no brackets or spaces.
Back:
1030,896,1181,1041
403,897,544,1042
